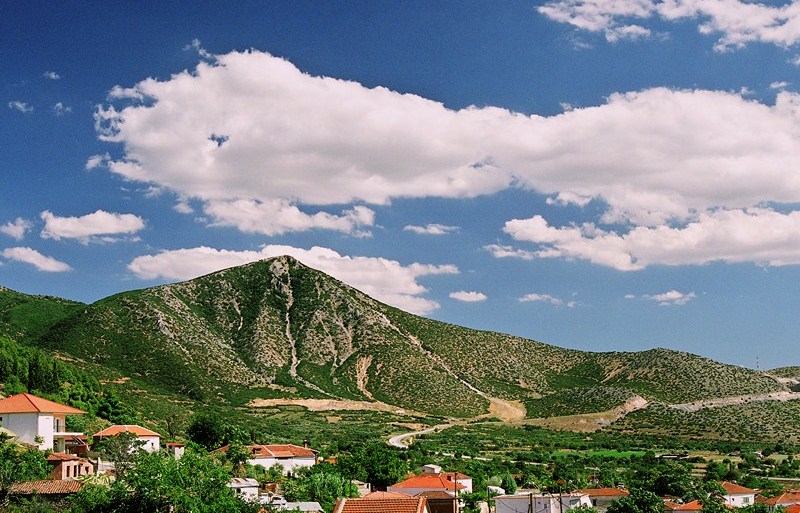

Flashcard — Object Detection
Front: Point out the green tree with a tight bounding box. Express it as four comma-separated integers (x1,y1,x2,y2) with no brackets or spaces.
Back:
187,412,227,450
501,472,518,494
0,434,50,491
607,489,664,513
94,431,146,477
284,470,358,512
338,442,407,490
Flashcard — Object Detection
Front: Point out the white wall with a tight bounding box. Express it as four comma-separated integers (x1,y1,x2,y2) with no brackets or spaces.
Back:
140,436,160,453
495,494,592,513
2,413,54,450
249,456,315,475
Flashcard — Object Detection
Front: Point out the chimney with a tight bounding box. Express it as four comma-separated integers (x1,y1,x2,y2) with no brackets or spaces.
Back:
303,439,309,449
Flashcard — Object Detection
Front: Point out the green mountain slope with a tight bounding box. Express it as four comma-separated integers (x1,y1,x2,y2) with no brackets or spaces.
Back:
0,256,789,422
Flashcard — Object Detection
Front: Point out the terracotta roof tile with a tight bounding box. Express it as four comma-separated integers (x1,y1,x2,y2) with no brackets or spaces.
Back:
665,500,703,511
218,443,316,458
0,393,85,415
363,491,413,499
334,497,427,513
93,425,161,438
9,480,84,495
390,474,464,491
579,488,631,497
47,452,80,461
762,493,800,506
720,482,756,495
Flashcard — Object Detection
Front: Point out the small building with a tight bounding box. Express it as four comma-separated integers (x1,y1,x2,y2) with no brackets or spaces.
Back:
227,477,260,502
0,393,85,452
416,490,458,513
8,479,84,507
92,425,162,452
664,500,703,513
578,487,630,513
720,481,756,508
494,492,593,513
281,502,324,512
334,495,430,513
166,442,185,459
760,491,800,512
47,452,93,480
217,444,316,474
388,473,466,497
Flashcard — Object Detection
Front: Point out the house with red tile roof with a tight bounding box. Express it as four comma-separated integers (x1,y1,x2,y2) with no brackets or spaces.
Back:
216,443,316,474
46,452,93,480
387,473,465,498
578,487,630,513
494,492,593,513
93,424,162,452
8,479,84,505
760,491,800,512
0,393,85,451
664,499,704,512
333,495,429,513
720,481,756,508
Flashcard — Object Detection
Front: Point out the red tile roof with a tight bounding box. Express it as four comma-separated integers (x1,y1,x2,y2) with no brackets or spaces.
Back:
720,482,756,495
762,493,800,506
390,474,464,492
47,452,80,462
784,504,800,513
334,497,428,513
440,471,471,480
579,488,631,497
415,491,456,500
363,491,413,499
93,425,161,438
0,393,85,415
218,443,316,458
9,480,84,495
664,500,703,511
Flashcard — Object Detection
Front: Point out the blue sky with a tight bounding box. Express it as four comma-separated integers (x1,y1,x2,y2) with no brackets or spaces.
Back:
3,1,800,369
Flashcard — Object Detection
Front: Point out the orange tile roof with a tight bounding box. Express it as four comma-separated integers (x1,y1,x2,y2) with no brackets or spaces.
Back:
762,493,800,506
415,490,456,499
93,425,161,438
46,452,80,462
364,491,413,499
9,480,84,495
441,471,471,480
720,482,756,495
334,497,427,513
390,474,464,491
0,393,85,415
218,443,316,458
784,504,800,513
579,488,631,497
664,500,703,511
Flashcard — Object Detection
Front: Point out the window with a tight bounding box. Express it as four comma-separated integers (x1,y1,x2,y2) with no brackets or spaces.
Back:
744,498,750,504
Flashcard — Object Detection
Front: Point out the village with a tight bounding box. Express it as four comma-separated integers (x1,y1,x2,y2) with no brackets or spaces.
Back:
3,392,800,513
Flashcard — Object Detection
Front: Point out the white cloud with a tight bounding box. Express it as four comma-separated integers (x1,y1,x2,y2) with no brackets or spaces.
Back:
8,101,33,113
40,210,145,243
500,209,800,271
519,293,569,306
43,71,60,80
96,51,800,269
449,290,487,302
52,102,72,116
85,153,110,170
404,224,460,235
641,290,697,306
203,200,375,237
128,245,458,315
1,247,71,272
771,81,790,90
539,0,800,51
0,218,32,240
183,38,212,59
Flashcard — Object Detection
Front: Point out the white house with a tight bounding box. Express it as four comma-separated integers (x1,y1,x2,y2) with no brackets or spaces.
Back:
494,492,593,513
387,473,466,497
0,393,85,451
720,482,756,508
228,477,260,502
92,425,162,452
219,444,316,474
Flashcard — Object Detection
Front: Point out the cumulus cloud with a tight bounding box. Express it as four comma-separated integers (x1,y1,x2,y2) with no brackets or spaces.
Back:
8,101,33,113
0,218,32,240
519,293,575,307
40,210,145,243
43,71,60,80
538,0,800,51
1,247,71,272
404,224,460,235
128,245,458,315
96,51,800,269
636,289,697,306
499,209,800,271
449,290,487,302
771,81,790,90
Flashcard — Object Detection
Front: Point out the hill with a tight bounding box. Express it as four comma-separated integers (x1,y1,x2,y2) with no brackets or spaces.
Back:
0,256,794,442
